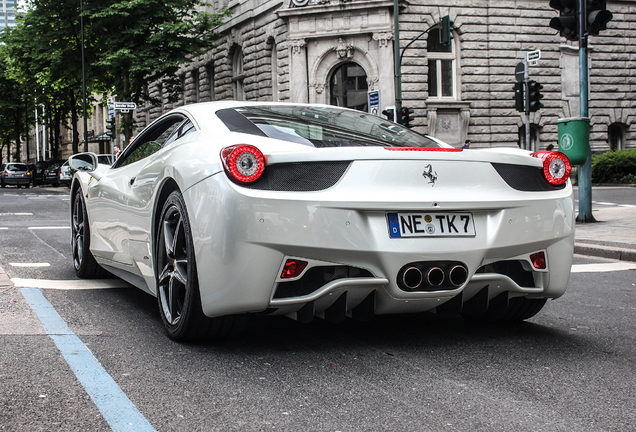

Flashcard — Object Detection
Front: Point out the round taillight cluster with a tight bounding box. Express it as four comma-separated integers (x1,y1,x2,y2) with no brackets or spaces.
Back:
221,145,266,184
531,151,571,186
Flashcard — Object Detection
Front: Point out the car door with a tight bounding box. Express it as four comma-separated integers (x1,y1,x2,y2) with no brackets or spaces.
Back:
117,115,189,279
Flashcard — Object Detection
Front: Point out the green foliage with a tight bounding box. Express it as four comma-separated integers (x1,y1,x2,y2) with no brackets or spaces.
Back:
591,149,636,184
0,0,231,151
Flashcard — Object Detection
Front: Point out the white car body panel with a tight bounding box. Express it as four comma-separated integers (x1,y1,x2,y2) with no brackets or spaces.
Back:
71,101,575,324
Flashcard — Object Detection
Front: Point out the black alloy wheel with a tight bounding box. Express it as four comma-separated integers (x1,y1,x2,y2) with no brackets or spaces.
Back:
156,190,246,341
71,189,105,278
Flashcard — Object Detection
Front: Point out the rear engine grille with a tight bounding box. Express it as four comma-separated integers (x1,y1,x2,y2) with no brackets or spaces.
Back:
242,161,350,192
492,163,566,191
274,265,374,299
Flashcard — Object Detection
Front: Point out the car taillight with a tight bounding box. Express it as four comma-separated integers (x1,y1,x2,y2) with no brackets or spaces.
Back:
280,259,308,279
530,251,547,269
531,151,571,186
3,171,7,177
221,145,266,184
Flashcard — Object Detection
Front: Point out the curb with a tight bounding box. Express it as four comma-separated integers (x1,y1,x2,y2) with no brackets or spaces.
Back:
0,263,13,289
574,243,636,262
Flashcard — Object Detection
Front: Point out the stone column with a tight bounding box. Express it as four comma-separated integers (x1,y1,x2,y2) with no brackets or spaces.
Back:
373,32,396,108
289,38,308,103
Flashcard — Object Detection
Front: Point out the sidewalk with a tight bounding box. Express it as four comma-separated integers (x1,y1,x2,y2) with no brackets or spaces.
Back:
573,203,636,262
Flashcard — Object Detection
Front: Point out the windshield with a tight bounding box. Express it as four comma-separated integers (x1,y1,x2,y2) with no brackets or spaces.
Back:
7,164,27,171
216,105,441,148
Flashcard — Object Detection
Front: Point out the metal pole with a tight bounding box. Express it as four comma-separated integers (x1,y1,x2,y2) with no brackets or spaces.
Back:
577,0,595,222
524,58,530,151
35,103,40,162
393,0,402,116
81,0,88,152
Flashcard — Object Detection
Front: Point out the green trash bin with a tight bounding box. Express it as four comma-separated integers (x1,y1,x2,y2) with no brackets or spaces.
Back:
557,117,590,166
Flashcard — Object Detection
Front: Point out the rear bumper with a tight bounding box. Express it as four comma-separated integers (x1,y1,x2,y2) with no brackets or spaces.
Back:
185,171,575,319
2,177,30,185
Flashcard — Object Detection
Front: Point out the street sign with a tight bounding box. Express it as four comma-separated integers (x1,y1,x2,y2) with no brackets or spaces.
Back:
108,106,114,116
526,50,541,66
515,62,526,82
368,90,380,116
114,102,137,110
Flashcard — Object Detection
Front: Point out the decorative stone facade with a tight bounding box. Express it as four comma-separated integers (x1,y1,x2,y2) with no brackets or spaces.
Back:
133,0,636,152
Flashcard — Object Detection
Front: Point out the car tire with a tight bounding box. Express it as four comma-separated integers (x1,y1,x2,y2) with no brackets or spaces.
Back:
72,189,107,278
156,190,246,342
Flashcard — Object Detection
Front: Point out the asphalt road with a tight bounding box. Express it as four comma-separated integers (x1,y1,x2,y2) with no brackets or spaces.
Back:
1,186,636,431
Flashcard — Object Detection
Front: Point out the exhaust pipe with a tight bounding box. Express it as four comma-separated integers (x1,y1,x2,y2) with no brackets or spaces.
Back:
447,264,468,286
397,261,468,292
425,267,445,286
402,267,423,290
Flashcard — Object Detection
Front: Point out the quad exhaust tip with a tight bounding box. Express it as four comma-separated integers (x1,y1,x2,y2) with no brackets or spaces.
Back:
397,261,468,291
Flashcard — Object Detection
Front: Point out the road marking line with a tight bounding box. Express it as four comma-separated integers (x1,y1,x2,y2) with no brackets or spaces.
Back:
571,261,636,273
9,263,51,268
12,278,130,290
0,227,7,230
28,226,70,230
20,287,157,432
0,212,33,216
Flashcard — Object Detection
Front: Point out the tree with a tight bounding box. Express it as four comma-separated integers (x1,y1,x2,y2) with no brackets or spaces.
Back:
0,46,27,162
89,0,230,143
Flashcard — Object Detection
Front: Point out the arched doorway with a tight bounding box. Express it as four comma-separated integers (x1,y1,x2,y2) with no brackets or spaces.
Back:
329,62,368,111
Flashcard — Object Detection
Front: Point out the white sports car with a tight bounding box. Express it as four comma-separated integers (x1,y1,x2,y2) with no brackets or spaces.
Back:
69,101,574,341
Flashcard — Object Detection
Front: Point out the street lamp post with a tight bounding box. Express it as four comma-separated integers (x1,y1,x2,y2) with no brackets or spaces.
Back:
81,0,88,152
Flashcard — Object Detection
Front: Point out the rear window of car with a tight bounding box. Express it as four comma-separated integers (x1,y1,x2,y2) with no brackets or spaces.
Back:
216,105,440,148
7,163,27,171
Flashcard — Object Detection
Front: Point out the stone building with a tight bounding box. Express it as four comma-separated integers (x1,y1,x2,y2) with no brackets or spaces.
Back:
124,0,633,153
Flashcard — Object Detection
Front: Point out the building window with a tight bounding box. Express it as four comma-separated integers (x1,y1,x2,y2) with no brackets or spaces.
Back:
427,28,457,100
271,44,278,102
192,69,200,103
207,63,215,101
329,62,368,112
232,49,245,101
608,123,626,151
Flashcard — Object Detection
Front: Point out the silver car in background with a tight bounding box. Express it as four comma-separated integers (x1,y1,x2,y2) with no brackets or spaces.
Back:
1,162,31,188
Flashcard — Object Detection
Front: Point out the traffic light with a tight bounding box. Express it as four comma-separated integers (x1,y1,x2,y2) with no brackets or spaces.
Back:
382,107,396,122
400,107,415,128
440,15,453,46
587,0,613,35
549,0,578,41
105,116,116,139
513,82,525,112
528,80,544,112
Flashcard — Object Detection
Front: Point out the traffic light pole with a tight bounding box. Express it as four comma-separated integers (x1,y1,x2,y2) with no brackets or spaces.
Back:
524,58,531,151
577,0,595,222
393,0,402,119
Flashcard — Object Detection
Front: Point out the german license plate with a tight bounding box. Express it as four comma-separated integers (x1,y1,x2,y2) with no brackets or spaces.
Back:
387,212,475,238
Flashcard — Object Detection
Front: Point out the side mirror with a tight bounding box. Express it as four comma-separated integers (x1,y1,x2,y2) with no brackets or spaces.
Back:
69,153,103,180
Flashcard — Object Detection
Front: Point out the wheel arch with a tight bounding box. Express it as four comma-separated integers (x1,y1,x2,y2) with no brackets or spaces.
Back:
152,177,181,265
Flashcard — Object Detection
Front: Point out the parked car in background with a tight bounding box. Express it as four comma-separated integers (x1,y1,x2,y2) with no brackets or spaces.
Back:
58,161,72,187
1,162,31,188
34,160,63,185
43,160,67,187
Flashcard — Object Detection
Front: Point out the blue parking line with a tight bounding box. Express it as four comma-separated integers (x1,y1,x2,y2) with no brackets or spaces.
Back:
20,287,157,432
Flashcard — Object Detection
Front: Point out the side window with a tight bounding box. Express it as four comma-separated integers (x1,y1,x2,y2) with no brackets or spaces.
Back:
162,120,196,148
116,116,186,168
